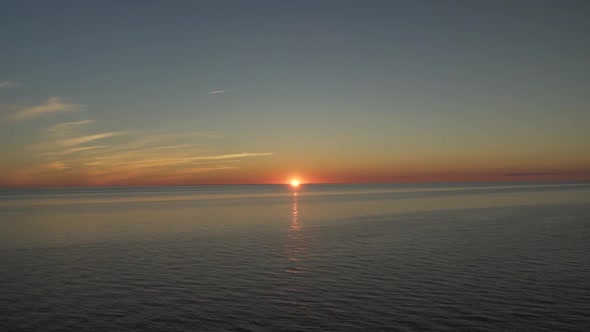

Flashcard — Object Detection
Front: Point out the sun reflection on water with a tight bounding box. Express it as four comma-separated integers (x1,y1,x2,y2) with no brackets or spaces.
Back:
285,191,307,276
290,192,300,231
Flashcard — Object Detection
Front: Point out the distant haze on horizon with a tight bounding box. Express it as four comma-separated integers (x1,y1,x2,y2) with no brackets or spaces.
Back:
1,0,589,186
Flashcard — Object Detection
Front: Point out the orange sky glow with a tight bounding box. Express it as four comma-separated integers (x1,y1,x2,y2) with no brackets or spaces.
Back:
1,1,589,187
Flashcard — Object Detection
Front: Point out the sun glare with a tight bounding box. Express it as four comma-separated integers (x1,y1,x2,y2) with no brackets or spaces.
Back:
290,179,300,187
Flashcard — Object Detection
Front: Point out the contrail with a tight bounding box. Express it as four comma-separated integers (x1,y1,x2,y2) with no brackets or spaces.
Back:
210,90,228,94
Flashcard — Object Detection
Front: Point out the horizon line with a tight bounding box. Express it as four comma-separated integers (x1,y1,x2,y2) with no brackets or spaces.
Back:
2,178,590,189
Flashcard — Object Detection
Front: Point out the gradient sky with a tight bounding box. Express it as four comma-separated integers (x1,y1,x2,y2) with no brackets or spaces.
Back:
1,0,589,186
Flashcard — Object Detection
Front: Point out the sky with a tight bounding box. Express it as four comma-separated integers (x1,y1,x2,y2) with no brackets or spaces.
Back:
1,0,589,186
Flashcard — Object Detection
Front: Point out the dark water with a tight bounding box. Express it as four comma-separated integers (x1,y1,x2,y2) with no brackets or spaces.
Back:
1,183,590,331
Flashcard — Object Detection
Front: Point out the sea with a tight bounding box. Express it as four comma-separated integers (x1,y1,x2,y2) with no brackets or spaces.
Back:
1,182,589,331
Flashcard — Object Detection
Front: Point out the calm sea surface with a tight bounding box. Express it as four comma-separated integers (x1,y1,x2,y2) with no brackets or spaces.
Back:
1,182,589,331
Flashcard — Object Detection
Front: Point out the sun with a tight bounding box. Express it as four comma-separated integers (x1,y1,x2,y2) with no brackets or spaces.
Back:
290,179,300,187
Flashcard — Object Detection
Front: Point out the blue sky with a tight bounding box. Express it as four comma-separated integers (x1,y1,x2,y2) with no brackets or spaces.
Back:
1,0,589,185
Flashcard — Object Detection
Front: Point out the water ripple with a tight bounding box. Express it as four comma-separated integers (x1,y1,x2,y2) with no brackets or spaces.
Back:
1,191,590,331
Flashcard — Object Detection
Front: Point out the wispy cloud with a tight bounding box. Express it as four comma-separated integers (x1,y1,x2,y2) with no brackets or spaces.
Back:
191,152,275,161
151,144,193,150
62,131,221,159
58,132,127,148
43,161,69,171
81,152,267,169
15,118,275,185
47,120,94,136
32,131,127,152
0,84,276,185
39,146,106,157
174,165,237,174
0,81,20,89
3,97,81,122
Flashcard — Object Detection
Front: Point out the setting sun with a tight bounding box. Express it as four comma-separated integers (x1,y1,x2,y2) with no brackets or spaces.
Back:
290,179,300,187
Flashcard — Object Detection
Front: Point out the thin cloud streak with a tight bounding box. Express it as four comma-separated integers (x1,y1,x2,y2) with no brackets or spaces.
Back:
174,165,238,174
193,152,275,161
39,146,106,157
55,149,272,185
3,97,81,122
11,114,274,185
58,132,127,148
210,90,228,94
82,156,242,169
58,131,223,161
0,81,20,88
151,144,193,150
83,163,238,185
78,151,271,168
80,132,221,153
31,132,127,151
43,162,69,170
47,120,94,136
